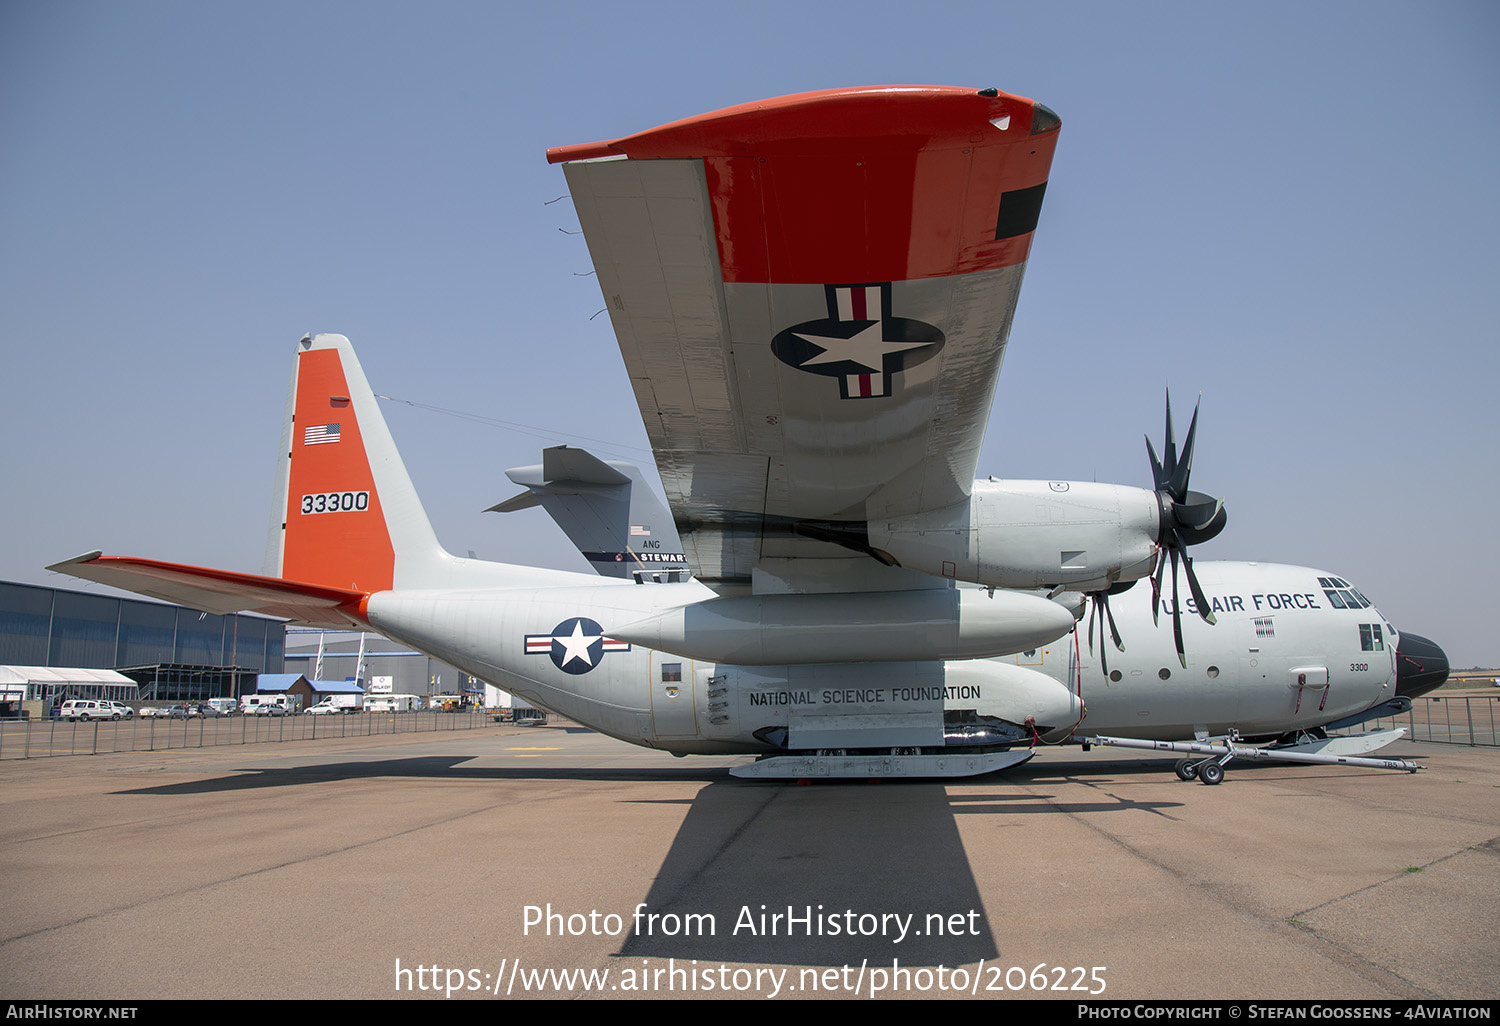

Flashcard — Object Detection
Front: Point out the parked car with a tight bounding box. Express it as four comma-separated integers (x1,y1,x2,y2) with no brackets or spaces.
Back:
306,702,343,716
253,703,290,716
140,706,187,719
60,700,120,721
187,703,223,717
103,701,135,720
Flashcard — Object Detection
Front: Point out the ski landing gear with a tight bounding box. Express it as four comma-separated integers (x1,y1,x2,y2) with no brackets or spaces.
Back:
730,747,1034,780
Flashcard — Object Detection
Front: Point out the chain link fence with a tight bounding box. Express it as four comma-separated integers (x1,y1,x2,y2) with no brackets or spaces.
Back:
0,708,498,759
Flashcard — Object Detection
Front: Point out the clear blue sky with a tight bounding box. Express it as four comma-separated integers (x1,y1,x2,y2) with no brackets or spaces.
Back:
3,1,1496,666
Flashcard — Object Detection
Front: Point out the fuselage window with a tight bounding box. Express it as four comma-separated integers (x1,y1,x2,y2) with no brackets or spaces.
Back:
1109,670,1122,682
661,663,683,682
1206,666,1220,678
1158,668,1171,680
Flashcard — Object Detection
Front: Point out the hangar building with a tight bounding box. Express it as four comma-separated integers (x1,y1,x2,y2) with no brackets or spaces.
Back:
0,580,285,714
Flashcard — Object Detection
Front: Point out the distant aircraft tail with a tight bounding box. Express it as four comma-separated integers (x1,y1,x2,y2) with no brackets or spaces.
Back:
264,333,449,592
489,446,689,581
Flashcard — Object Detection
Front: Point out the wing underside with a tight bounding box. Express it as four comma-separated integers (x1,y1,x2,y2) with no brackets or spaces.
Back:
552,86,1060,585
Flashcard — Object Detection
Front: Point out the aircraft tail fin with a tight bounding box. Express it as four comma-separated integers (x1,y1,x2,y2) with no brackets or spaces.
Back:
265,333,449,592
490,446,689,581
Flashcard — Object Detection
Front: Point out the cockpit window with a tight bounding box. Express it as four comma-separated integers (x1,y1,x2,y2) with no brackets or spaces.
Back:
1359,624,1384,651
1323,586,1369,609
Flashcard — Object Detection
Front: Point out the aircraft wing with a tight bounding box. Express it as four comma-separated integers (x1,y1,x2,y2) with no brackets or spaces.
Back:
550,86,1060,586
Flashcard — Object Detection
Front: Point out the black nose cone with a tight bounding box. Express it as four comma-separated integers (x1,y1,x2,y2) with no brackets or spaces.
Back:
1395,632,1449,699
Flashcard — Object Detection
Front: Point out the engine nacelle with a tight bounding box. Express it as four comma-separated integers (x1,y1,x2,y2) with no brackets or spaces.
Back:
866,480,1161,591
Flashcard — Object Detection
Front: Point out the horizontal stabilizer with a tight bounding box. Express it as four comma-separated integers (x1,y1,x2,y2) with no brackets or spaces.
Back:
47,552,366,628
541,446,630,487
485,491,541,514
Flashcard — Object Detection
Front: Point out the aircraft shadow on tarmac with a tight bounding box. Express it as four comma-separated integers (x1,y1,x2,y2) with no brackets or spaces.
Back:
112,756,1188,967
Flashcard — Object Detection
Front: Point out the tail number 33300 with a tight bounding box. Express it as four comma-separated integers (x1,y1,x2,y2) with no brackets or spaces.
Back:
301,491,370,515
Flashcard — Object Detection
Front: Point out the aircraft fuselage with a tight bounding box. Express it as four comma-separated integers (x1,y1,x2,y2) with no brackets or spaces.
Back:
361,561,1402,756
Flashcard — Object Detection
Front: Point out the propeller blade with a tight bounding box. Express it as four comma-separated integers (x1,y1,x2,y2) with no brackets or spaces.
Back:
1145,435,1167,491
1087,596,1097,655
1103,591,1124,651
1178,541,1218,626
1151,547,1166,627
1167,398,1200,500
1163,390,1178,484
1170,547,1186,669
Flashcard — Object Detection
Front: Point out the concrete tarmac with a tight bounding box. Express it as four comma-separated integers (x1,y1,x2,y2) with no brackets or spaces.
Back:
1,723,1496,1001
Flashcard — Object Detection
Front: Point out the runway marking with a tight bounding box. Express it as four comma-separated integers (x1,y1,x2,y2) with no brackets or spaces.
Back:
506,747,562,751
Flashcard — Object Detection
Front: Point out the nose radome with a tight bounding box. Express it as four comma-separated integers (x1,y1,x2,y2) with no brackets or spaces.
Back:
1395,632,1449,699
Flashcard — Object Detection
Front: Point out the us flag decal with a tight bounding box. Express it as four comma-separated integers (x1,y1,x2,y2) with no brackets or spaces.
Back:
304,423,341,445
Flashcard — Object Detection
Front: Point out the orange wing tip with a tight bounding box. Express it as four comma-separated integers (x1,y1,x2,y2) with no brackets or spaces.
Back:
548,85,1047,163
546,141,623,164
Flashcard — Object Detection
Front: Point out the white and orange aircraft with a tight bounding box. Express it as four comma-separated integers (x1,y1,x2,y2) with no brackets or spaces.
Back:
49,86,1448,779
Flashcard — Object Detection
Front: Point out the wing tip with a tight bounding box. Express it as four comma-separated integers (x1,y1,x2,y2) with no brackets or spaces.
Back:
46,550,104,572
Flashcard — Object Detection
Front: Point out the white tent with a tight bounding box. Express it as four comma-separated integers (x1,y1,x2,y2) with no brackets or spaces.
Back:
0,666,138,702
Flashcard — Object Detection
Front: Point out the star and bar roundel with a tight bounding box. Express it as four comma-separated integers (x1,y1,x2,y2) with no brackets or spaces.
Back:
771,283,944,400
524,617,631,675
